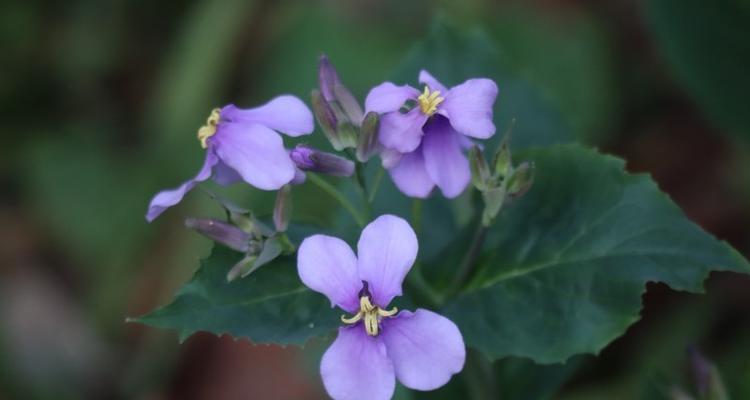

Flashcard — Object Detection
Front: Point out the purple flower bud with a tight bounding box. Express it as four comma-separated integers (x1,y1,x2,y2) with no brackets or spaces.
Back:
290,145,355,177
318,55,364,125
184,218,251,252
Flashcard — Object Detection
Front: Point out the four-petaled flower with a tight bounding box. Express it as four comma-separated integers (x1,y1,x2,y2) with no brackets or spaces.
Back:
145,96,313,221
297,215,465,400
365,71,498,199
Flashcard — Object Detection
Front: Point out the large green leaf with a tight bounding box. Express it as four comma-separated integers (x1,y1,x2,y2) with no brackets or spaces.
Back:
133,246,339,345
645,0,750,137
443,145,750,363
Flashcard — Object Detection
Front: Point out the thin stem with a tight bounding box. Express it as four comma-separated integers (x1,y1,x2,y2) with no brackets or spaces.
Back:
367,167,385,203
447,224,489,297
411,199,423,235
307,173,366,228
353,162,372,221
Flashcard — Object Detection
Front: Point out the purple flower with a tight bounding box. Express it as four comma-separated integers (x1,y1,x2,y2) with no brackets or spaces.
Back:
297,215,465,400
365,71,498,198
146,96,314,222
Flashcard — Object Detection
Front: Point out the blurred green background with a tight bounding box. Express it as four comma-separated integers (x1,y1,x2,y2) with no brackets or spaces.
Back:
2,0,750,399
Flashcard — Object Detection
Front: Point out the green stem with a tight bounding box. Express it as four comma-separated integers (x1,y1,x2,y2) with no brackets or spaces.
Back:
367,167,385,203
447,224,488,297
353,162,372,221
307,173,366,228
411,199,423,235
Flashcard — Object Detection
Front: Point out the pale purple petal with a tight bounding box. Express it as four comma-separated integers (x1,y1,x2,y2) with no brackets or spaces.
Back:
364,82,420,114
422,117,471,198
442,78,498,139
211,160,242,186
388,148,434,198
145,150,218,222
221,95,314,137
297,234,360,313
380,148,403,169
356,215,418,306
321,327,395,400
379,109,427,153
381,309,465,391
212,122,296,190
418,70,448,93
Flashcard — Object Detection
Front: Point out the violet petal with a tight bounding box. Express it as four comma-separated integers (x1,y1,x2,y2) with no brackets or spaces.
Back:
297,234,361,313
212,122,296,190
442,78,498,139
145,150,218,222
320,327,395,400
221,95,314,137
418,70,448,93
378,108,427,153
381,309,465,391
388,147,434,198
356,215,418,307
364,82,420,114
422,116,471,198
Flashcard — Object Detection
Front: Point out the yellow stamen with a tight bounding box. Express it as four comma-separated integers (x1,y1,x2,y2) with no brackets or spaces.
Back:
197,108,222,149
417,86,444,116
341,295,398,336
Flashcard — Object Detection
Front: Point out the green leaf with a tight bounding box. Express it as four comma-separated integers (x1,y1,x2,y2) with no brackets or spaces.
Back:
133,245,339,345
443,145,750,363
645,0,750,137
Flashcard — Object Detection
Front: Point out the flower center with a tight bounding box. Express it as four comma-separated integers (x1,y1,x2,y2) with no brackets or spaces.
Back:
197,108,222,149
340,282,398,336
417,86,444,116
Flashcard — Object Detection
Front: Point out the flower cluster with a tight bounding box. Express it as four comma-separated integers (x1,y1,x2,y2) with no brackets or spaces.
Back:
144,55,512,400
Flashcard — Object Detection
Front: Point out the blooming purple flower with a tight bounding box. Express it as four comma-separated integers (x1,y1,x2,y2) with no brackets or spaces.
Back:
297,215,465,400
146,96,314,222
365,71,498,198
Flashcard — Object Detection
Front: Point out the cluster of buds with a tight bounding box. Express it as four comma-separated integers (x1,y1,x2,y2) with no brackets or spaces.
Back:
469,127,535,226
311,55,380,162
186,191,295,282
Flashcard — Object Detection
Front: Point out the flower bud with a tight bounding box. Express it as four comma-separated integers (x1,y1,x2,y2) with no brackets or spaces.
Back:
273,185,292,233
469,146,490,191
311,89,342,150
507,161,534,198
356,112,380,162
319,54,364,125
481,187,506,227
492,134,512,180
226,237,283,282
185,218,251,252
290,145,355,177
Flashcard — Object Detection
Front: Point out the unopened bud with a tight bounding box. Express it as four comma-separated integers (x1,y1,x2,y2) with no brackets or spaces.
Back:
290,145,354,177
311,89,341,149
226,254,256,282
226,237,283,281
507,161,534,198
492,134,512,180
469,146,490,191
335,121,358,150
357,112,380,162
481,187,506,226
319,54,364,125
185,218,251,252
273,185,292,232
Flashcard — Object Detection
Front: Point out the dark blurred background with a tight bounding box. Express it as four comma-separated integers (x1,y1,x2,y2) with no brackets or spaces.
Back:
2,0,750,399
